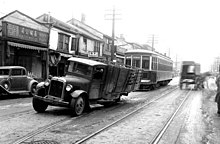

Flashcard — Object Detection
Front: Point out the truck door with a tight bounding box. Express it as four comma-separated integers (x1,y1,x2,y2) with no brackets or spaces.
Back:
89,66,105,99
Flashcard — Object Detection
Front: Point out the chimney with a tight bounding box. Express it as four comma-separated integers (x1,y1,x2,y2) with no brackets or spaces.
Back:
81,13,86,23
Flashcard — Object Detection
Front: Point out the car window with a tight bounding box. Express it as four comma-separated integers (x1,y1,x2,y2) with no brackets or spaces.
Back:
11,69,22,76
0,69,10,75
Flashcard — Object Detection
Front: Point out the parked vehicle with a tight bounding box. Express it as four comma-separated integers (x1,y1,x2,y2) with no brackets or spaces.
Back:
0,66,38,96
32,57,142,116
125,49,173,90
179,61,201,90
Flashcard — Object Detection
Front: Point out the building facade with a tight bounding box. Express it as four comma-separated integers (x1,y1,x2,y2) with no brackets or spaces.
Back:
0,10,49,80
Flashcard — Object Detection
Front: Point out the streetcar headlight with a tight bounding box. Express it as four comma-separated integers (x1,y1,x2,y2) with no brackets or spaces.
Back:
66,84,73,91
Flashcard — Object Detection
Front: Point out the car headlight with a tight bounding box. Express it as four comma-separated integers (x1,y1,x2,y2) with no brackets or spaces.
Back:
3,83,9,89
66,84,73,91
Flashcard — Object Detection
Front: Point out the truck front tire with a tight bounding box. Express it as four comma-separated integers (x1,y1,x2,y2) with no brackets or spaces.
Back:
71,96,85,116
32,98,48,113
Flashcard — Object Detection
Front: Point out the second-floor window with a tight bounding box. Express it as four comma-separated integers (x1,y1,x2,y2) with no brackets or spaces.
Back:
83,37,87,51
58,33,70,52
71,38,77,51
94,41,100,52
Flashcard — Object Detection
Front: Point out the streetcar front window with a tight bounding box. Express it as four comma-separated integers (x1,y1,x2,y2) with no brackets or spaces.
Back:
125,58,131,66
132,56,141,68
142,56,150,69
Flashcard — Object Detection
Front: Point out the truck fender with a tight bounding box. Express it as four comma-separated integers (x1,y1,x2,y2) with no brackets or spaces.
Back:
70,90,88,98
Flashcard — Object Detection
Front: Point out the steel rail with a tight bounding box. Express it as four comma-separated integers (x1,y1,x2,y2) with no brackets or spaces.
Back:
0,109,33,122
9,96,129,144
9,85,179,144
74,86,179,144
150,89,192,144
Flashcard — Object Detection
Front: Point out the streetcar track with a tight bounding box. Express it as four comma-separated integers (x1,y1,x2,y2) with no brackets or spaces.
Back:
74,86,180,144
0,109,33,122
150,89,192,144
7,85,179,144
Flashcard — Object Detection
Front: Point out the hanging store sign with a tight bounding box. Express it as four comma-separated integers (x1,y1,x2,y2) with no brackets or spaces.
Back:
2,21,49,46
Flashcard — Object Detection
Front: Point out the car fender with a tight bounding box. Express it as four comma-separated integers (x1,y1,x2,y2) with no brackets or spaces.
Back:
0,85,10,94
27,79,38,91
0,79,11,91
70,90,88,98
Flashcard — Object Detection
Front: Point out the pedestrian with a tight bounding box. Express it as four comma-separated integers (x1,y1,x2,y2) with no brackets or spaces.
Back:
215,74,220,114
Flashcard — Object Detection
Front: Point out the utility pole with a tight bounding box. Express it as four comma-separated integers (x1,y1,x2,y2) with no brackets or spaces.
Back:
147,34,158,51
111,6,115,61
152,34,154,50
105,6,121,61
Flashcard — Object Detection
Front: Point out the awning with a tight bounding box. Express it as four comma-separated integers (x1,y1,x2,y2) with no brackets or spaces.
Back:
8,41,47,51
59,52,72,58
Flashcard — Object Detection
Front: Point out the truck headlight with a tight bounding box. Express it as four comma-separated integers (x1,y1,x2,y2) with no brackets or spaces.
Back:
66,84,73,91
44,79,50,86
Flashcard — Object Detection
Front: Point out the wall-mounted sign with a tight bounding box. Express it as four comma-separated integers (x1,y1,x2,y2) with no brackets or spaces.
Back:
3,22,49,45
88,51,98,57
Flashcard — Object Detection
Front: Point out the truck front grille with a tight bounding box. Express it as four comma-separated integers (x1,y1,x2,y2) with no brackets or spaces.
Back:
48,80,64,98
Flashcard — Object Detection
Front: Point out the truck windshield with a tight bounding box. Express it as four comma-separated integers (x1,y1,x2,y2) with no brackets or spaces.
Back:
0,69,9,75
68,62,93,76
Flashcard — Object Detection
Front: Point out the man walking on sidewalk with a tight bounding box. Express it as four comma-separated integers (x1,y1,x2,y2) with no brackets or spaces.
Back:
215,73,220,114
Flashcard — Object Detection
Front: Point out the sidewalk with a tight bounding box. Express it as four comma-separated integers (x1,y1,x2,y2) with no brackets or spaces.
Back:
201,80,220,144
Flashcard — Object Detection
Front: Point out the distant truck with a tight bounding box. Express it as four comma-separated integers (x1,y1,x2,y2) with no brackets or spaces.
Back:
179,61,201,90
32,57,142,116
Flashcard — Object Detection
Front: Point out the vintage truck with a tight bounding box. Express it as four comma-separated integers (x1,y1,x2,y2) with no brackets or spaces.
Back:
32,57,142,115
179,61,201,90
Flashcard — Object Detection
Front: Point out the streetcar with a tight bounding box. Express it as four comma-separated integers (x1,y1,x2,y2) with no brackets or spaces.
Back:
125,49,173,90
179,61,201,90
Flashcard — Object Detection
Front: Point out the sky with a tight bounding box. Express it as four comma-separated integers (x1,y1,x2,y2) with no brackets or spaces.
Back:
1,0,220,72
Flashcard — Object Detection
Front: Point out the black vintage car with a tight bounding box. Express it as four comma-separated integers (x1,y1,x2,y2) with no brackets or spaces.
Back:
32,57,142,116
0,66,38,96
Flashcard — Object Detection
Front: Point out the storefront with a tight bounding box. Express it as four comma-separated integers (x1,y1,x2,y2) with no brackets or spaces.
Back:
0,11,49,80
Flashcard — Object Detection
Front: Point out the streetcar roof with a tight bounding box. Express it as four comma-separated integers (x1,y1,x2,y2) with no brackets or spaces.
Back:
68,57,107,66
125,49,172,61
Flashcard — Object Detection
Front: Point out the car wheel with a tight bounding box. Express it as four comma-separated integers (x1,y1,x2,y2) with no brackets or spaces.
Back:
71,96,85,116
32,97,48,113
30,83,37,96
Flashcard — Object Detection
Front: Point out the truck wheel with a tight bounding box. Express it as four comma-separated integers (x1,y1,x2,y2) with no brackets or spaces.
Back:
32,98,48,113
71,96,85,116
